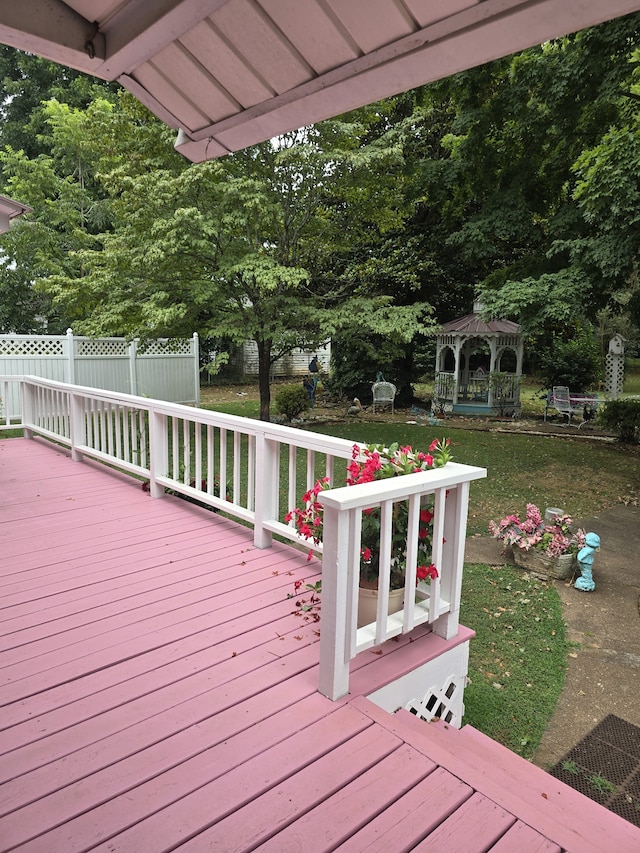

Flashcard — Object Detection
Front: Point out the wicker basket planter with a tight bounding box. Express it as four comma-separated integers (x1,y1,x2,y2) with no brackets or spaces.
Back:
511,548,576,580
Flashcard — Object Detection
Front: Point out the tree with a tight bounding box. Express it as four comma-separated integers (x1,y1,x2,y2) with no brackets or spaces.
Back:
29,104,430,419
474,15,640,340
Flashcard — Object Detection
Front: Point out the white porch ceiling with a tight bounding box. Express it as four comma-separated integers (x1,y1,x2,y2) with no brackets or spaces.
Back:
1,1,639,162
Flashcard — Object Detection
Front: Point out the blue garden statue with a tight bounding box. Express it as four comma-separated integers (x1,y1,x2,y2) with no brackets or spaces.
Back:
575,532,601,592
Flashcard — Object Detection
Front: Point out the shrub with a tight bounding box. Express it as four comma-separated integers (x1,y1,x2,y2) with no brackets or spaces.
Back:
538,332,600,391
275,385,309,420
598,399,640,443
327,333,416,405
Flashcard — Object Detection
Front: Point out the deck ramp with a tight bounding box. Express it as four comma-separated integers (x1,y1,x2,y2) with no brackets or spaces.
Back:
1,437,639,851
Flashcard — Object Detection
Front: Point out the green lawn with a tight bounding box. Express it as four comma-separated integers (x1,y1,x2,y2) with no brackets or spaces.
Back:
307,421,639,534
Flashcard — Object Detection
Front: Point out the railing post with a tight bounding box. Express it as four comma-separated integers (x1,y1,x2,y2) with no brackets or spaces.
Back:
21,379,35,440
318,503,353,700
253,433,276,548
433,480,470,640
149,407,167,498
65,328,75,385
192,332,200,407
129,338,139,396
69,391,86,462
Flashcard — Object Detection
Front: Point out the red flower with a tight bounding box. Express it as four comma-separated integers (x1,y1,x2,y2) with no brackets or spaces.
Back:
417,564,438,582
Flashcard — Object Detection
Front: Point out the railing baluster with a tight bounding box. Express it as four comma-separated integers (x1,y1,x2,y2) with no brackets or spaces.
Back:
287,444,297,531
247,434,255,512
194,421,202,490
171,416,179,479
207,425,215,495
402,494,421,631
183,418,191,484
306,450,315,491
375,499,393,645
233,431,241,503
219,429,227,502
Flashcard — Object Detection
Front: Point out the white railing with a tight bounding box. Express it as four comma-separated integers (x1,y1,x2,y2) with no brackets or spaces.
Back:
1,375,356,545
317,462,486,699
3,376,486,701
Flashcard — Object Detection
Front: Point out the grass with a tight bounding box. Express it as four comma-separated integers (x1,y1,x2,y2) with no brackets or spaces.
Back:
306,421,639,534
459,562,569,759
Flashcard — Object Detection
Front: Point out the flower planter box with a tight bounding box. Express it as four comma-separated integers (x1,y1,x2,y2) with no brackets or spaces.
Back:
512,548,576,580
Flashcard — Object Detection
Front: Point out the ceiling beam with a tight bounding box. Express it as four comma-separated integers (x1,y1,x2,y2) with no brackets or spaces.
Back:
0,0,105,74
99,0,230,79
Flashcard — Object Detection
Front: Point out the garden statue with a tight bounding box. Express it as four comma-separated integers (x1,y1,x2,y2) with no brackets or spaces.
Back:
575,532,601,592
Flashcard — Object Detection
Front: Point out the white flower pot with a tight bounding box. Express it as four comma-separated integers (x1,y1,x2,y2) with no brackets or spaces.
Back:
357,585,405,628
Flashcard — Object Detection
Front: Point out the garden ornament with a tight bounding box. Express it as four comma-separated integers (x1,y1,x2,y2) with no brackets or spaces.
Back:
575,532,601,592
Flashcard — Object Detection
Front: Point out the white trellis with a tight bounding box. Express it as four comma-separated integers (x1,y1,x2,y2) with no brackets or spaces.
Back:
604,334,625,400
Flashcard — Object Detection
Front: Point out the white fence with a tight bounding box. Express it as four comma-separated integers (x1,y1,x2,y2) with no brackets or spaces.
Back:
0,331,199,418
3,375,485,700
233,341,331,378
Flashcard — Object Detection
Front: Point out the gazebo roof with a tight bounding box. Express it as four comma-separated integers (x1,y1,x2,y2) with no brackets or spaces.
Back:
439,313,521,335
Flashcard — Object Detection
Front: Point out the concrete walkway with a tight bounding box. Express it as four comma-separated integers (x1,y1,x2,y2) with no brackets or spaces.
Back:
464,503,640,770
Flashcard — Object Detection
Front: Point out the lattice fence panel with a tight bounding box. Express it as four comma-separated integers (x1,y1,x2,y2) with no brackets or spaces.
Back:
0,338,64,356
605,353,624,398
76,339,128,356
405,674,466,728
139,339,193,355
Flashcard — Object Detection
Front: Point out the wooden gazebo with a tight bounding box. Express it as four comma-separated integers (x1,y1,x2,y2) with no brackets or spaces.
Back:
434,301,524,417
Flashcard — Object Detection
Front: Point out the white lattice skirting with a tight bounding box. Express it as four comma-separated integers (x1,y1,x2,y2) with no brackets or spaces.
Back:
404,674,466,728
366,639,470,729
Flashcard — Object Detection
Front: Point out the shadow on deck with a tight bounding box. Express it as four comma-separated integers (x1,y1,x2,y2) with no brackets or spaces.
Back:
1,438,639,851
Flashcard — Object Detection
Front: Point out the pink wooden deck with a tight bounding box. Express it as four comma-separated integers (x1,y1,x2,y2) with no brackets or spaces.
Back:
2,437,639,852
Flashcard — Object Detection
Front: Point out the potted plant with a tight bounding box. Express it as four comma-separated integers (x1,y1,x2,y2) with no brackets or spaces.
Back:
285,439,452,624
489,504,586,579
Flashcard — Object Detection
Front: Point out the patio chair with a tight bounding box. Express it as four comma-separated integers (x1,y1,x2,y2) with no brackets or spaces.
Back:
371,381,397,414
551,386,572,424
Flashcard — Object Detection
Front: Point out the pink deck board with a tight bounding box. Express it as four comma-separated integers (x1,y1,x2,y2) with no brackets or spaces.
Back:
2,437,640,852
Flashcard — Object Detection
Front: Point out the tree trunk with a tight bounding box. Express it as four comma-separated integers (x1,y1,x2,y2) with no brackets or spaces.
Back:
257,339,272,421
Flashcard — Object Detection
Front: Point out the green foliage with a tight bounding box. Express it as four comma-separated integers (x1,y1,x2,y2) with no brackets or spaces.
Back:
327,332,417,404
3,19,640,411
275,385,309,421
598,399,640,443
538,332,601,390
589,774,617,795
